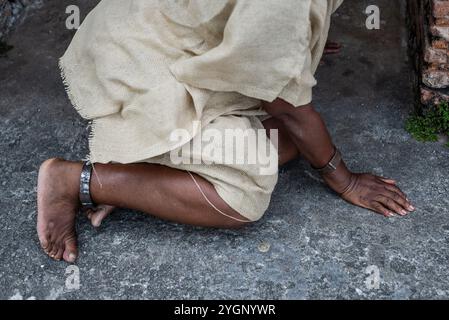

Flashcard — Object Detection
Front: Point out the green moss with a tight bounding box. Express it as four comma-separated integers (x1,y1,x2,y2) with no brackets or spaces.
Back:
406,102,449,146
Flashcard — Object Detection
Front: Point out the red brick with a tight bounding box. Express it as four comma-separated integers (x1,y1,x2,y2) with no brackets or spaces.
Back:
433,0,449,18
432,39,448,49
424,46,448,64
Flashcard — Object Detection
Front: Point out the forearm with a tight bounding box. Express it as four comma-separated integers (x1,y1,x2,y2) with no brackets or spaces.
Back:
262,98,414,217
263,99,353,193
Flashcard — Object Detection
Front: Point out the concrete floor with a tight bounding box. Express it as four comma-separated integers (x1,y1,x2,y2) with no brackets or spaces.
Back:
1,0,448,300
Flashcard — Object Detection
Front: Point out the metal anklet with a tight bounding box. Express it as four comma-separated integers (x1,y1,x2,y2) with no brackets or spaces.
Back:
79,161,96,209
312,147,342,175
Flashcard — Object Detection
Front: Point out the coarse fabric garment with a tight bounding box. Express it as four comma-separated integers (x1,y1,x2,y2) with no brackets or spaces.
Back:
60,0,343,221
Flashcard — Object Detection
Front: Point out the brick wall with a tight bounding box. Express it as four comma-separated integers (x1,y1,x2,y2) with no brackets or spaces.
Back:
409,0,449,107
0,0,40,41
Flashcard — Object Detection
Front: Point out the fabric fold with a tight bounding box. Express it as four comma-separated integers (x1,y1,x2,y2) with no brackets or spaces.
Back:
59,0,344,219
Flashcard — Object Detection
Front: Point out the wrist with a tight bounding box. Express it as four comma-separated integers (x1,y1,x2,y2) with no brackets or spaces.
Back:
321,160,354,194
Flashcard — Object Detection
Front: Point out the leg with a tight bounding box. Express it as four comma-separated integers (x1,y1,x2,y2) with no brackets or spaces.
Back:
86,117,302,227
37,159,251,262
262,98,415,218
262,117,300,166
37,117,301,263
262,100,335,168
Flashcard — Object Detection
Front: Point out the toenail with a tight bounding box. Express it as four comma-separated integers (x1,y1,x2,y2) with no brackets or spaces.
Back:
68,253,76,262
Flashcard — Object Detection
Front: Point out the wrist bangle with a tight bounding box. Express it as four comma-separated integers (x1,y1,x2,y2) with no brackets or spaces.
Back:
312,147,342,175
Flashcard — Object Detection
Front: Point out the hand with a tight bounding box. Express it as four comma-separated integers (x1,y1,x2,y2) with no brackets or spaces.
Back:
340,173,415,217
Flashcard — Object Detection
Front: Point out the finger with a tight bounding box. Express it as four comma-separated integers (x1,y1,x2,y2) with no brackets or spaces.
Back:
371,202,394,217
375,195,408,216
379,188,412,214
383,184,414,211
375,175,396,185
384,183,407,199
375,188,408,214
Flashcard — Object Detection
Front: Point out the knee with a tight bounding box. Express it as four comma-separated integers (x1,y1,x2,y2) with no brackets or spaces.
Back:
220,216,253,229
226,220,252,229
222,208,267,229
217,210,259,229
262,99,315,122
262,98,295,118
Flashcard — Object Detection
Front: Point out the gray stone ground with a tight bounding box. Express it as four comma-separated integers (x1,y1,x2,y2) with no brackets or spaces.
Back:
0,0,448,300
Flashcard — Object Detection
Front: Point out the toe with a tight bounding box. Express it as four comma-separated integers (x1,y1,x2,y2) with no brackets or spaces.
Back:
39,236,50,251
63,237,78,263
54,247,64,261
49,245,60,260
44,240,54,256
91,210,106,227
90,205,114,228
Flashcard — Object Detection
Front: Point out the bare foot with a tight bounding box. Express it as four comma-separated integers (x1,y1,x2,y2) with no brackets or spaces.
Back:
86,205,115,227
37,158,82,262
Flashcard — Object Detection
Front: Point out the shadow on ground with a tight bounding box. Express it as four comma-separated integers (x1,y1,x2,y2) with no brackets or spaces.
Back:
0,0,448,299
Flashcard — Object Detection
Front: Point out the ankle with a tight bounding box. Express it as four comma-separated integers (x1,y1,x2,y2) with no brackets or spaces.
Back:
43,158,83,198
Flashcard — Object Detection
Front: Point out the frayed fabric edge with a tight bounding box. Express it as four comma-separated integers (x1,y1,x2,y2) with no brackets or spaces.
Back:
58,57,94,163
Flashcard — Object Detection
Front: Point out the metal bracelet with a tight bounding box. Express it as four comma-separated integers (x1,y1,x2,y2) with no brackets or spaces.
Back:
313,147,342,175
79,161,96,209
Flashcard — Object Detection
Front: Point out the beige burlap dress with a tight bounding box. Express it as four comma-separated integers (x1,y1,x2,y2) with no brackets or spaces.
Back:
60,0,343,221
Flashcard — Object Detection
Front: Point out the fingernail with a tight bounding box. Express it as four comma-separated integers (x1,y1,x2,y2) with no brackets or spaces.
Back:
409,205,415,211
68,253,76,262
401,210,407,215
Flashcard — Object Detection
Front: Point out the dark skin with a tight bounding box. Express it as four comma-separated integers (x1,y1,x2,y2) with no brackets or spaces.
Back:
83,40,345,227
37,100,414,263
263,99,414,218
36,117,299,262
36,40,414,263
